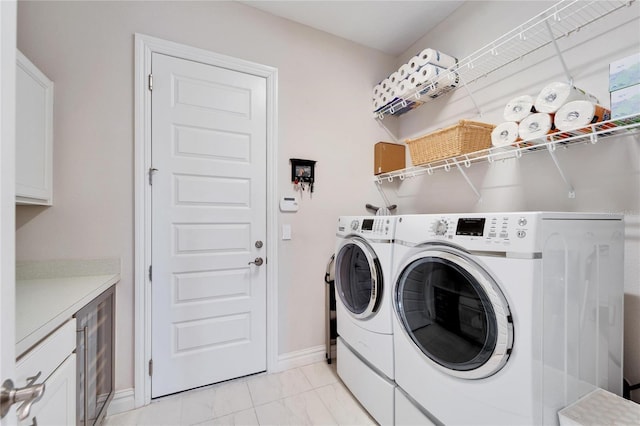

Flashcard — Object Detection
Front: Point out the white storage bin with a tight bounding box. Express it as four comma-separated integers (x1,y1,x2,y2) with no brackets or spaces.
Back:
558,388,640,426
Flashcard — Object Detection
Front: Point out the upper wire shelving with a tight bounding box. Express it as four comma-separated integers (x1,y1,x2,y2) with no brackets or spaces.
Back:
374,0,635,120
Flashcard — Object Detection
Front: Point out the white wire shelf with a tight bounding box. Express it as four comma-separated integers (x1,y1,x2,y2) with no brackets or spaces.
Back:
373,114,640,186
374,0,635,119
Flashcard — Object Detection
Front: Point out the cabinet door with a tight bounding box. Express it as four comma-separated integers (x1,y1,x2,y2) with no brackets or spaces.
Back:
19,354,76,426
15,49,53,205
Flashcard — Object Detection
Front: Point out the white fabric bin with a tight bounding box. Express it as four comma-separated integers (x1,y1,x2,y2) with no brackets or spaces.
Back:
558,388,640,425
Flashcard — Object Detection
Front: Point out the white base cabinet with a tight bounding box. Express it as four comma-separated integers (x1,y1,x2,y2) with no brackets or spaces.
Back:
16,49,53,205
16,319,76,425
19,355,76,426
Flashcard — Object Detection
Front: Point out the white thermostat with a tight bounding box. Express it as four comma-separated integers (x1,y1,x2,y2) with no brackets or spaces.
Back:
279,196,299,212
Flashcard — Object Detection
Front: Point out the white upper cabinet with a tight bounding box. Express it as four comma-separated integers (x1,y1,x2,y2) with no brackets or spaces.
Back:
16,49,53,205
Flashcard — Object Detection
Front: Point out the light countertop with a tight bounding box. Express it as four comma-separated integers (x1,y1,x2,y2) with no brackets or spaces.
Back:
15,259,120,357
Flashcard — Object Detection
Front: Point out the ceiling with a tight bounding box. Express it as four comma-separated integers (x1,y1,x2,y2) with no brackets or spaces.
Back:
240,1,465,56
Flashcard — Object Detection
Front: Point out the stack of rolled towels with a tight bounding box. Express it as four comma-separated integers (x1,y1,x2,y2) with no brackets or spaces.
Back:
372,48,459,114
491,82,612,148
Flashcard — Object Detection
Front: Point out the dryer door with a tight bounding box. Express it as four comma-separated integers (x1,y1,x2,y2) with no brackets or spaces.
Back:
394,246,513,379
335,237,383,320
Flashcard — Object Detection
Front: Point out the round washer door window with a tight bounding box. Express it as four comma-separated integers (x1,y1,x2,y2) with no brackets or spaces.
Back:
395,247,513,379
335,238,382,319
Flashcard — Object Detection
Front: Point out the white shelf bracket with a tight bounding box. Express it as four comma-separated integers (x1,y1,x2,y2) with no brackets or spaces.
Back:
545,19,573,84
455,162,481,201
375,179,394,209
546,145,575,198
375,117,399,143
458,74,483,117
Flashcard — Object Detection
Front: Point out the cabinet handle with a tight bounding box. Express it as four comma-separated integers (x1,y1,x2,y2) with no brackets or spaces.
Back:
83,326,89,426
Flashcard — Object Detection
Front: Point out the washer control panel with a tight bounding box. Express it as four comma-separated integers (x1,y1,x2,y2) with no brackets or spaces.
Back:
433,219,449,236
412,214,535,249
484,216,531,242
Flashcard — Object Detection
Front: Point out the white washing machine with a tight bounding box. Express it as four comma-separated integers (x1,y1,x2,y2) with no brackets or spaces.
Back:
335,215,397,425
391,212,624,425
395,387,438,426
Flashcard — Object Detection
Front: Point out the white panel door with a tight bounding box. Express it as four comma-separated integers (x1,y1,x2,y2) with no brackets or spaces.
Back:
150,52,267,398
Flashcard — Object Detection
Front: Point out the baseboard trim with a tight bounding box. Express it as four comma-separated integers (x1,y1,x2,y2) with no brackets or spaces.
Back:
106,388,136,417
275,344,326,372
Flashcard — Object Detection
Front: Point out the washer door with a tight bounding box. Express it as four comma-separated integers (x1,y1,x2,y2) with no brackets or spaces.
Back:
395,246,513,379
335,237,382,320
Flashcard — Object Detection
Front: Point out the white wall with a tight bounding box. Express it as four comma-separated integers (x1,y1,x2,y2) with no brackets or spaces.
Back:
15,1,395,393
383,1,640,401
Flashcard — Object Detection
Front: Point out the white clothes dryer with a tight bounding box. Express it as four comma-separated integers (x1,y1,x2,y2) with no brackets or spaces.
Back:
335,215,397,425
391,212,624,425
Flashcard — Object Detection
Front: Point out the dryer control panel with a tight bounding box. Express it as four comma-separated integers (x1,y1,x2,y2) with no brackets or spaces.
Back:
337,216,396,239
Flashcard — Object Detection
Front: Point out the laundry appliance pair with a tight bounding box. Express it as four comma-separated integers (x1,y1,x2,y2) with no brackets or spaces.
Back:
335,212,625,425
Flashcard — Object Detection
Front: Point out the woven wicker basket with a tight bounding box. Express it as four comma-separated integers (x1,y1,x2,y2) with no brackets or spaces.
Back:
406,120,495,165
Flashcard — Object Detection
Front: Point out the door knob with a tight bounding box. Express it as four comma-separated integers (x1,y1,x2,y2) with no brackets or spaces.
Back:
1,379,45,420
248,257,264,266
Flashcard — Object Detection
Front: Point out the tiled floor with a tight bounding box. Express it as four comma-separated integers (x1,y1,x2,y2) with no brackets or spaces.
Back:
104,361,377,426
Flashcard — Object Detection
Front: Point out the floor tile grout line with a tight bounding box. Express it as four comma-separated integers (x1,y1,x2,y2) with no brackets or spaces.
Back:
203,381,255,424
309,386,342,426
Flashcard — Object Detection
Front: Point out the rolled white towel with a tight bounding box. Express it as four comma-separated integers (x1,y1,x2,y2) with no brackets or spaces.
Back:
380,78,392,93
407,55,422,74
504,95,537,122
554,100,611,132
395,79,413,98
534,82,599,113
416,48,458,69
389,71,402,87
491,122,520,147
398,64,412,81
518,113,556,142
373,83,384,99
418,63,444,83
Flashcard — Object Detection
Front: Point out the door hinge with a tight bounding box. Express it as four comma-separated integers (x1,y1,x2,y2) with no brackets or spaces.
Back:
148,359,153,377
148,265,152,282
149,167,158,185
148,73,153,91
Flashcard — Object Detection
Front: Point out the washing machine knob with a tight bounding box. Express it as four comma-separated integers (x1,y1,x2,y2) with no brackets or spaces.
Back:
434,220,448,236
350,220,359,231
518,217,528,226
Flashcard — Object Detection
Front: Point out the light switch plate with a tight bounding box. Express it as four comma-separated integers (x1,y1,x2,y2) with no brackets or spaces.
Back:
282,224,292,240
